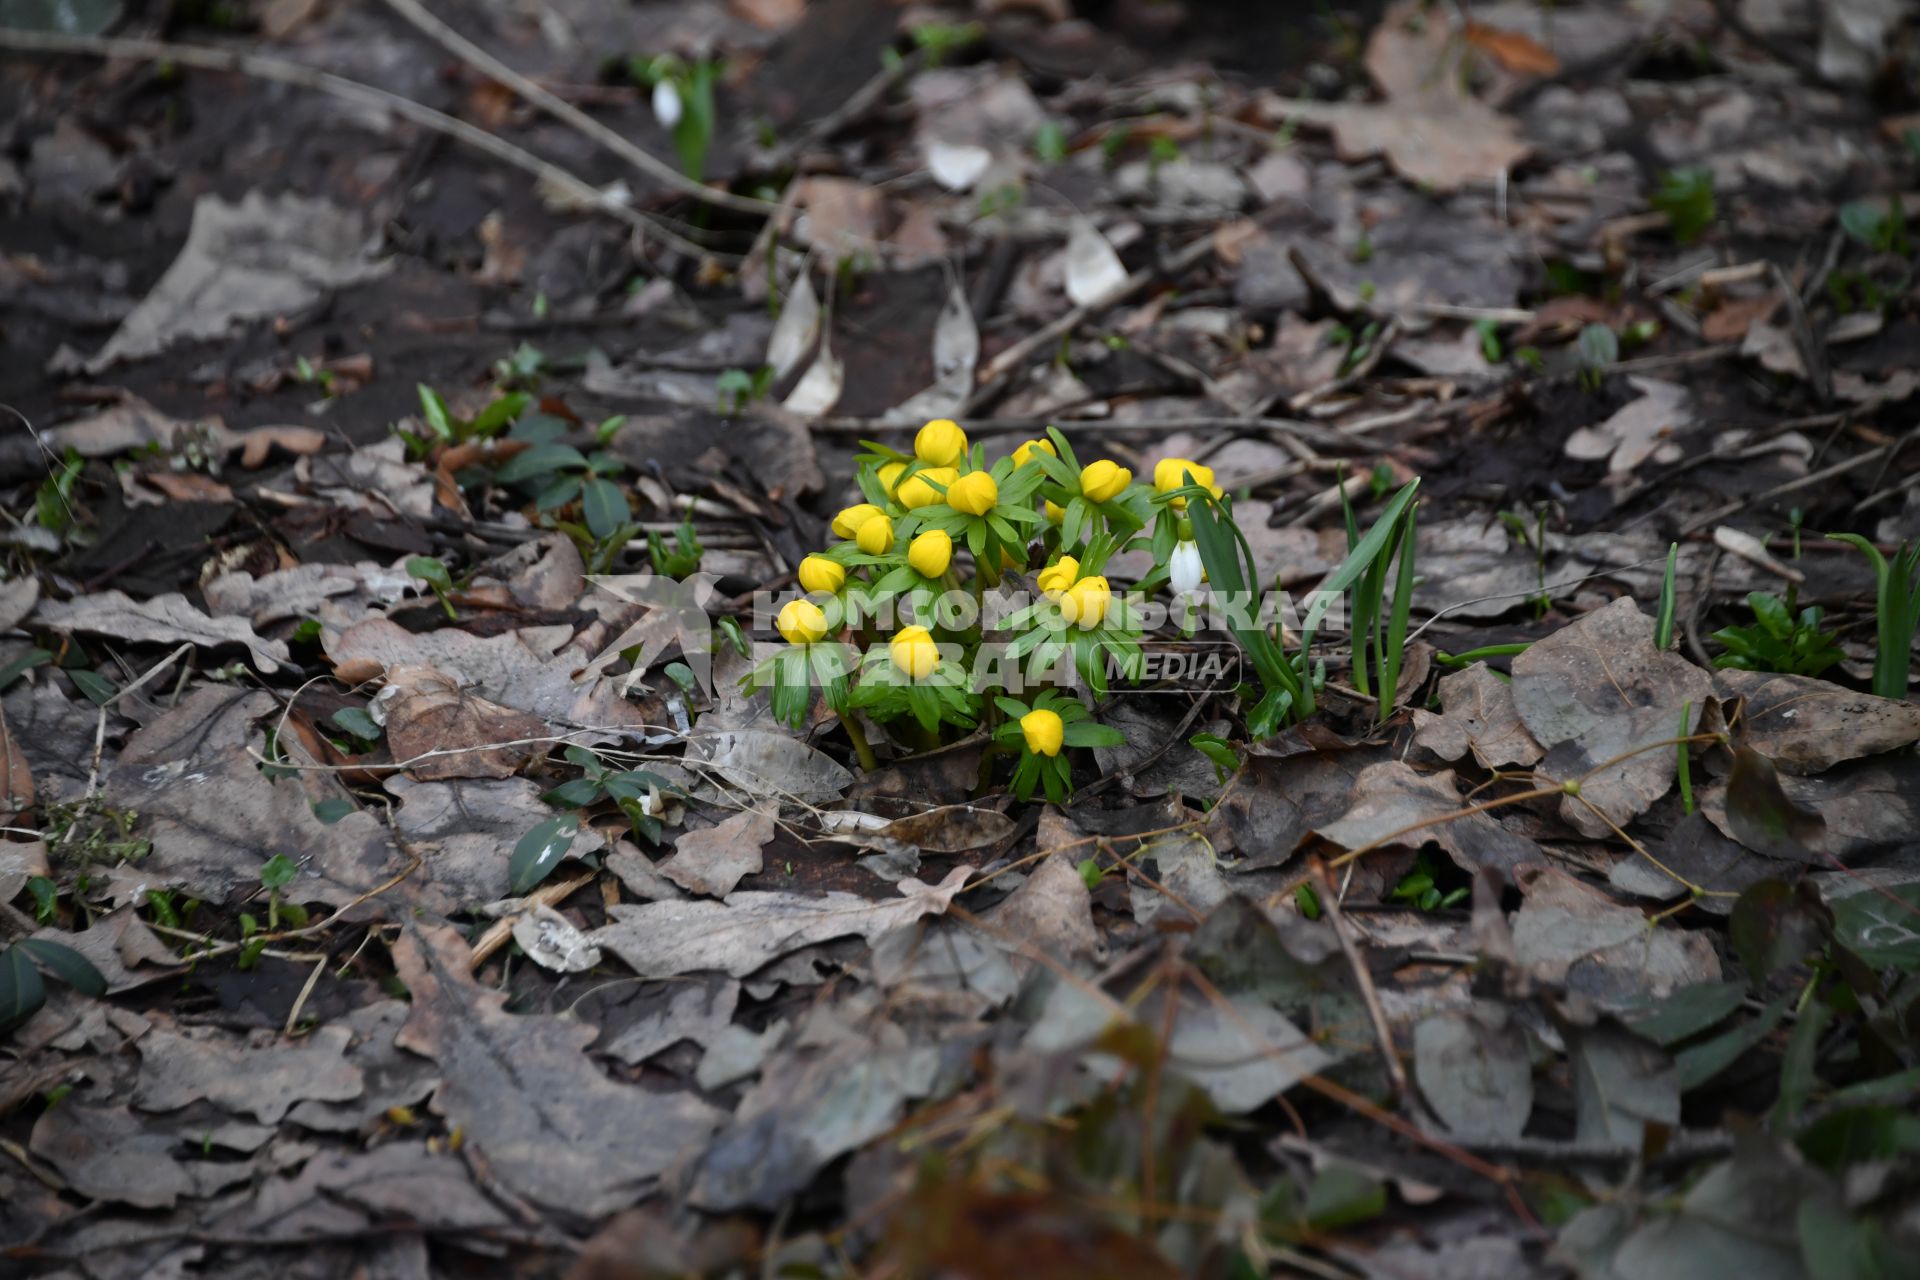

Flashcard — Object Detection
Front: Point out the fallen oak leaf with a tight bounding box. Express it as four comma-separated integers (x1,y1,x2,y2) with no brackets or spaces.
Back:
378,664,552,781
589,863,975,978
34,589,290,674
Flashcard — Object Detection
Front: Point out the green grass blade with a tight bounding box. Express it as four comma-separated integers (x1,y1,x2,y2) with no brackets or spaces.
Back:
1656,541,1679,650
1380,500,1419,725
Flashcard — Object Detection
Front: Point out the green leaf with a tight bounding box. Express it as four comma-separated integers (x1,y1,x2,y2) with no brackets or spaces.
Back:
68,669,116,706
0,648,53,692
581,476,630,541
311,798,355,825
1062,722,1124,747
494,442,589,484
509,817,578,895
417,384,453,439
1619,981,1747,1046
330,707,381,741
406,556,454,593
0,946,47,1033
15,938,107,997
1830,883,1920,970
543,777,606,808
259,854,299,892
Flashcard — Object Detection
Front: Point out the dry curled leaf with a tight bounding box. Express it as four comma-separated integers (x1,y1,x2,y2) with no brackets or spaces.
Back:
34,589,290,673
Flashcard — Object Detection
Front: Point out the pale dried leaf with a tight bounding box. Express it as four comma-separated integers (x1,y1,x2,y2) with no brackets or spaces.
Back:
35,589,289,673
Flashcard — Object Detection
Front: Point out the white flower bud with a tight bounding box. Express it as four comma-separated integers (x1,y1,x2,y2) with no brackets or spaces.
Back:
1170,540,1205,595
652,79,683,129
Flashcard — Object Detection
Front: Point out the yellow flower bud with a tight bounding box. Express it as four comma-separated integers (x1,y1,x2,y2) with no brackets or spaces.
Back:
832,503,883,539
1152,457,1220,509
1079,459,1132,503
889,625,940,680
855,513,895,555
945,470,999,516
877,461,906,496
897,465,956,510
1060,574,1111,630
796,554,845,595
777,598,828,646
914,419,968,467
1044,500,1065,524
1011,438,1056,468
1020,708,1064,757
907,529,952,578
1036,555,1080,598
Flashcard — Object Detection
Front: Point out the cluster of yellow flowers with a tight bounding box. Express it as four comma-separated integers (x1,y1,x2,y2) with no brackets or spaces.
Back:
776,417,1222,679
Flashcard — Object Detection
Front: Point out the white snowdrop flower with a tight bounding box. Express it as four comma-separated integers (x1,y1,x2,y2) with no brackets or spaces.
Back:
652,79,683,129
1170,540,1205,595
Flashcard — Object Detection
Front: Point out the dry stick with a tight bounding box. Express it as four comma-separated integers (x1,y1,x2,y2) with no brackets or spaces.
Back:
1308,858,1408,1103
0,28,714,259
468,870,598,970
1680,440,1899,536
378,0,777,217
283,956,329,1037
964,230,1222,415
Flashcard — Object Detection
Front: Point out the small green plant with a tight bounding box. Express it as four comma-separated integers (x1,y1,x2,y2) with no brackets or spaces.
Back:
406,556,459,621
398,384,531,460
715,366,772,413
1677,699,1695,816
1177,475,1420,735
1499,504,1551,618
910,20,983,67
1390,852,1467,912
1656,541,1679,650
1576,322,1618,390
1475,316,1504,362
493,441,633,541
1711,591,1844,677
1829,535,1920,699
648,512,704,579
35,447,84,540
1189,732,1239,785
1146,134,1183,177
1652,166,1717,243
989,690,1123,804
542,745,678,845
1033,120,1068,165
1839,198,1911,256
1340,479,1420,725
0,938,106,1034
634,55,719,181
42,799,149,865
291,355,338,397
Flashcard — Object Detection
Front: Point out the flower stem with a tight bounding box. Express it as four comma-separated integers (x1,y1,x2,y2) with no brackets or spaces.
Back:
838,711,879,773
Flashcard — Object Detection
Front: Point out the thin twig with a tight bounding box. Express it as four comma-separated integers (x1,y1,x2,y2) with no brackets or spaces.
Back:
0,28,714,259
1310,858,1408,1103
379,0,776,216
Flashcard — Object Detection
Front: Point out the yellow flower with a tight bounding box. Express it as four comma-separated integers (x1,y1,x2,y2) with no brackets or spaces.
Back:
1011,438,1056,468
897,465,956,510
856,513,896,555
946,470,999,516
1044,500,1065,524
914,419,968,467
1036,555,1080,598
832,503,883,539
907,529,952,578
796,554,845,595
777,598,828,646
889,625,940,680
1060,574,1111,629
1079,459,1132,503
877,461,907,496
1020,708,1064,757
1152,457,1220,509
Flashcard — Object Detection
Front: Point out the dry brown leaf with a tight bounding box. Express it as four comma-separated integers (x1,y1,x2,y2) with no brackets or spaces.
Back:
1463,20,1561,75
34,589,290,674
381,664,552,781
1413,662,1545,770
135,1023,365,1123
1315,760,1542,880
1511,598,1713,839
393,924,723,1216
1260,2,1530,192
1716,669,1920,775
659,809,775,898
